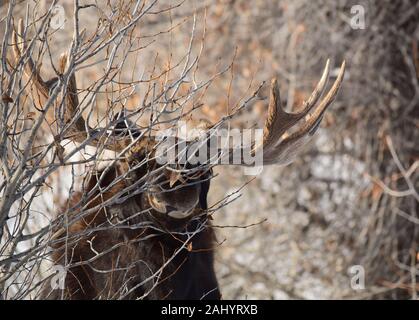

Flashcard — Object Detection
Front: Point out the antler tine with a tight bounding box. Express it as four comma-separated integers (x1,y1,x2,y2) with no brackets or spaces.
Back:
298,59,330,115
12,19,54,111
258,59,331,155
263,60,346,165
57,53,91,144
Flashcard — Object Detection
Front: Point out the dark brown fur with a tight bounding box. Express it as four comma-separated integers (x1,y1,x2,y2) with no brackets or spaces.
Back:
43,159,220,300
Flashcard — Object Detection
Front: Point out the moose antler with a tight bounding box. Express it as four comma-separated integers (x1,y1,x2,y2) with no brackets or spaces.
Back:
211,59,345,166
257,59,345,165
11,19,137,152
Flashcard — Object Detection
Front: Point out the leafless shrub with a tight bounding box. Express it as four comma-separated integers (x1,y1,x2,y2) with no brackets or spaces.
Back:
0,0,245,299
0,0,417,300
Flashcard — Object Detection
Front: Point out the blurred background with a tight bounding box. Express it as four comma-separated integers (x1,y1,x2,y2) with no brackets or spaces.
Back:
1,0,418,299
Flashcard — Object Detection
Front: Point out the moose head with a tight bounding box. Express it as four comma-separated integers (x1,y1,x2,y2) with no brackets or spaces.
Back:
11,19,345,299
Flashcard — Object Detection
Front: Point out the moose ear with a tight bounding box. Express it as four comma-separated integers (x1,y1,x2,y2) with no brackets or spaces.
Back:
198,170,212,210
113,110,142,138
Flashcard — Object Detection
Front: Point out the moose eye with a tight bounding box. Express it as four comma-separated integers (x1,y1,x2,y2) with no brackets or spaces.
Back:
153,197,161,203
